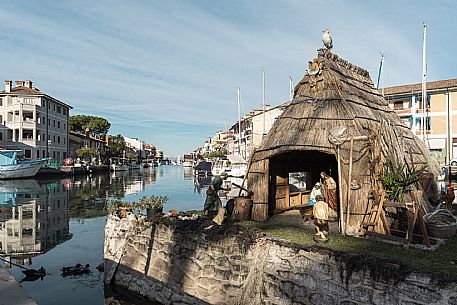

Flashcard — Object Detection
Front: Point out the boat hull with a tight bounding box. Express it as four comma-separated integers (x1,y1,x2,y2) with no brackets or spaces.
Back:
0,160,46,179
111,164,129,172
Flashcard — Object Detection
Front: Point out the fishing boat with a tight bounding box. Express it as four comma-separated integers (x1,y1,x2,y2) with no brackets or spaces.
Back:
182,154,193,167
211,155,247,178
0,150,47,179
110,157,129,172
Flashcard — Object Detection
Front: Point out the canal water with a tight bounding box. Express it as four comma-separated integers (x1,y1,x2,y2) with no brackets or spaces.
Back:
0,165,210,305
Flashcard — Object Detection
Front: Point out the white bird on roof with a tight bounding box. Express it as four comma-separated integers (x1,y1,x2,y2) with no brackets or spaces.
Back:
322,29,333,50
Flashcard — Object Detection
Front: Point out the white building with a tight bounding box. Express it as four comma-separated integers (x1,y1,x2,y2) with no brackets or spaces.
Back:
124,136,145,158
0,80,72,162
230,103,286,161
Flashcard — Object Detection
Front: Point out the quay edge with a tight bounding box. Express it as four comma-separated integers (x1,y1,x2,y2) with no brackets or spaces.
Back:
104,216,457,305
0,268,37,305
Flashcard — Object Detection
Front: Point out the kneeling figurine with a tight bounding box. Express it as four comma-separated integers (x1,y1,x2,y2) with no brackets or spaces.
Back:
313,195,329,243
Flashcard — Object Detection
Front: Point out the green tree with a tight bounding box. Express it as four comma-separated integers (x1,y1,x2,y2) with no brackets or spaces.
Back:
69,115,111,137
108,134,126,157
76,147,96,160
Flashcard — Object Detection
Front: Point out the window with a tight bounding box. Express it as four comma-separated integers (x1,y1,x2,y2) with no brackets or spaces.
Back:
42,150,45,157
64,138,66,144
37,150,40,158
57,106,61,114
48,102,51,109
48,134,50,140
0,132,2,141
24,149,31,159
0,98,2,106
53,104,56,111
63,109,67,115
53,120,55,127
53,151,56,159
393,100,404,110
64,123,66,130
58,121,60,128
53,135,55,142
48,118,50,125
58,136,60,143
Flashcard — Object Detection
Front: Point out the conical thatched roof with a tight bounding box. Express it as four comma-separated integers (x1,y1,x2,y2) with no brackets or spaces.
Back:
252,48,435,172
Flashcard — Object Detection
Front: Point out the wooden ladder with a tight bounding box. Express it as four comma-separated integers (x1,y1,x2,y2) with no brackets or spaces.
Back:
361,190,390,234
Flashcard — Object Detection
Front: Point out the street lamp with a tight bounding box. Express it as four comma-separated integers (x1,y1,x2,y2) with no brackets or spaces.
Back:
48,139,51,159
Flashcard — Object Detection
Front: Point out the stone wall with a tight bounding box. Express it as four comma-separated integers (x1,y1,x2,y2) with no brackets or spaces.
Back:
104,217,457,305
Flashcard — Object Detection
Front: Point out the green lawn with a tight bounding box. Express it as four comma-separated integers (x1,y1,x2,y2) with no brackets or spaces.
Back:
239,220,457,281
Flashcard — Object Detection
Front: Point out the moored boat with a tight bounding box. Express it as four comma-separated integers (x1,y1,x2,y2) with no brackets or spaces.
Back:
110,164,129,172
0,150,47,179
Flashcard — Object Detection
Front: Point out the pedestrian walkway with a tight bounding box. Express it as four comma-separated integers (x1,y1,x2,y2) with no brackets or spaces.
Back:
0,268,37,305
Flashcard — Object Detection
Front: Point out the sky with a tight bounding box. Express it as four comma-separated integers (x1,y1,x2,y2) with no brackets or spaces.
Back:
0,1,456,157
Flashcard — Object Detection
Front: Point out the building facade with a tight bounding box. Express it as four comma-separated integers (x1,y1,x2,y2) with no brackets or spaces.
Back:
230,104,286,161
384,78,457,164
0,80,72,162
68,131,108,160
124,136,145,158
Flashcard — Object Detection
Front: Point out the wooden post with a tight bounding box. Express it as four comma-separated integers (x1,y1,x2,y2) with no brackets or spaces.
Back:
337,146,345,234
345,138,354,231
238,153,255,197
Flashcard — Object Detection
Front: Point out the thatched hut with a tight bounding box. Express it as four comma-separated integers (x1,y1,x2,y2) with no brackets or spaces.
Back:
246,48,438,230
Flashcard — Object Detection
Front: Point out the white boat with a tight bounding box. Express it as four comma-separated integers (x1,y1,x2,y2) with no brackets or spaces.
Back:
211,155,247,178
0,150,47,179
129,163,141,170
110,164,129,172
182,161,193,167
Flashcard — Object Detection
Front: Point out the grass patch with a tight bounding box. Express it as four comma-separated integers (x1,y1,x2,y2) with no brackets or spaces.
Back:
240,220,457,281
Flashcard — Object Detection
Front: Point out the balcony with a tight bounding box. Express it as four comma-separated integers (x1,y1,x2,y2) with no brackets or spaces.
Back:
414,129,432,135
393,108,413,117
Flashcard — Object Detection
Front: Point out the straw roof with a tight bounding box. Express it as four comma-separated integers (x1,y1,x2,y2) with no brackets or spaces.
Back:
252,48,436,172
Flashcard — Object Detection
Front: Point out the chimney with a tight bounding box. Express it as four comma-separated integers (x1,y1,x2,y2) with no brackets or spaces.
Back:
4,80,12,93
15,80,25,87
24,80,33,88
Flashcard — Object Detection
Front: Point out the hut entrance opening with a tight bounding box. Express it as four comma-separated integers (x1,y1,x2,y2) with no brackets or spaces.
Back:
269,151,338,215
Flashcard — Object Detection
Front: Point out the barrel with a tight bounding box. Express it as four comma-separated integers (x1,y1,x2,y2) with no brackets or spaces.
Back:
233,198,253,220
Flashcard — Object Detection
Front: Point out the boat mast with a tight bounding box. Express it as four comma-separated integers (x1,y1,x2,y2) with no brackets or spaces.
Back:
262,68,266,137
421,23,427,142
237,87,242,157
289,76,293,101
376,50,384,96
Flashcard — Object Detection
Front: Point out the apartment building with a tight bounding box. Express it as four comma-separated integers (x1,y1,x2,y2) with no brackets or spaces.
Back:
124,136,145,158
0,80,72,162
230,103,286,160
384,78,457,164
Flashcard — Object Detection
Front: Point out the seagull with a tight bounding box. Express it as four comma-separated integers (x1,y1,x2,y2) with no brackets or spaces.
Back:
322,29,333,50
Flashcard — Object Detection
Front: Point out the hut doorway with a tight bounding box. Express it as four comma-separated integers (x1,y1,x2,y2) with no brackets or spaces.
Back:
269,150,338,214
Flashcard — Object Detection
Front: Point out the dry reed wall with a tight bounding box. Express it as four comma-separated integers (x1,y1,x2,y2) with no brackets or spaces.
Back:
105,218,457,305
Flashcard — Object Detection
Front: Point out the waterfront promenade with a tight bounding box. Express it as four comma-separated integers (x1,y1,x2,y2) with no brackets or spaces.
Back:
0,268,37,305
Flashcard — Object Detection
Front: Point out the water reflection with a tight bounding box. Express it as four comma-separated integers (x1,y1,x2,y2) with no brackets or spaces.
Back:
0,166,208,305
0,179,71,264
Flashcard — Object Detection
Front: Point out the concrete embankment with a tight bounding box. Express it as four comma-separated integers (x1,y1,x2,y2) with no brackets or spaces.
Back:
0,268,37,305
104,216,457,305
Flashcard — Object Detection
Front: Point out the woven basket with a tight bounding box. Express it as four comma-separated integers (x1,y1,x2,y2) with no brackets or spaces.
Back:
424,209,457,239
